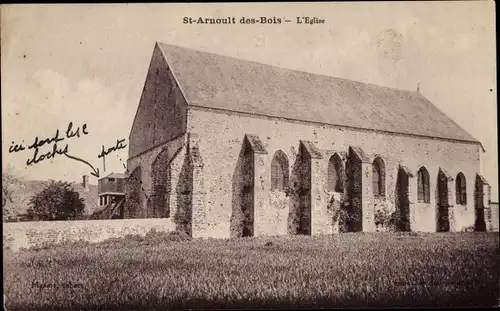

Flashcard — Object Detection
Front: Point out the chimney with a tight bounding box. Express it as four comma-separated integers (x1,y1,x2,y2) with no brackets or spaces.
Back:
82,175,89,188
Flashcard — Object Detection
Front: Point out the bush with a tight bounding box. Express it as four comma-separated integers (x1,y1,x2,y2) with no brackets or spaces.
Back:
329,194,360,233
461,225,475,232
28,180,85,221
374,206,398,232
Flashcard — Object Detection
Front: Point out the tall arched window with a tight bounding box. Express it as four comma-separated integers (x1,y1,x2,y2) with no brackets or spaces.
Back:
372,157,385,197
271,150,289,191
327,154,343,192
456,172,467,205
417,166,430,203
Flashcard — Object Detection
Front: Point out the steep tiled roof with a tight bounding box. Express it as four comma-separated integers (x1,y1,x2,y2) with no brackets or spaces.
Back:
158,42,479,144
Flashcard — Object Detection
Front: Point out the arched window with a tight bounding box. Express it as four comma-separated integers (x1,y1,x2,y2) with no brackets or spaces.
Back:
271,150,289,191
456,172,467,205
372,157,385,197
327,154,343,192
417,166,430,203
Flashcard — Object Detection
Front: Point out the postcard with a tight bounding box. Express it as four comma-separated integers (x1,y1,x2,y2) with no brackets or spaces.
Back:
2,2,498,310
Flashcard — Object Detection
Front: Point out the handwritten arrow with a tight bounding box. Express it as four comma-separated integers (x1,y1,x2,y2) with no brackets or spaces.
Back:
64,153,100,178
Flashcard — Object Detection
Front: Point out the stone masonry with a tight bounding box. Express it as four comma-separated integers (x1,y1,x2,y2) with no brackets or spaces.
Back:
124,42,496,239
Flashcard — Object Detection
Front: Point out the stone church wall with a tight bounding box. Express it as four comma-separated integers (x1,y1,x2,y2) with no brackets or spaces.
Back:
187,107,483,237
126,136,186,223
128,43,188,158
125,133,207,237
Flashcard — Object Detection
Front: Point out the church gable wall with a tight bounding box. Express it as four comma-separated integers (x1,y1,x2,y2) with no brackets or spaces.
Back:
128,44,188,158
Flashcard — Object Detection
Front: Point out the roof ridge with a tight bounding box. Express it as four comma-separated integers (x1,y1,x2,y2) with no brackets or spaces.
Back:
158,41,417,95
155,41,481,145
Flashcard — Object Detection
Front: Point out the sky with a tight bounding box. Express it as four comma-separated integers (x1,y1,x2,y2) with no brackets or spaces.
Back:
1,2,497,200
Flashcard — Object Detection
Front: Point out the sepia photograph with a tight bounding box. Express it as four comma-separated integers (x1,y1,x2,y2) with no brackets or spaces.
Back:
2,2,498,310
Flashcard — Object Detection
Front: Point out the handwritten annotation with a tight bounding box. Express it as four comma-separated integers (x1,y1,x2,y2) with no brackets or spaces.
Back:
9,122,89,166
98,139,127,160
8,121,127,178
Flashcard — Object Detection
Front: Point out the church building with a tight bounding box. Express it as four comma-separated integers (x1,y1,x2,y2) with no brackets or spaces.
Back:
125,42,495,238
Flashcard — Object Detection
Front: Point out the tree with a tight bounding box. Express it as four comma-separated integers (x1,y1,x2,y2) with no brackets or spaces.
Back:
2,165,23,221
28,180,85,221
2,165,21,208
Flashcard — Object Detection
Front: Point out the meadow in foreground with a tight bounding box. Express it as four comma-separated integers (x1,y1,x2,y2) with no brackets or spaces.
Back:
3,232,499,310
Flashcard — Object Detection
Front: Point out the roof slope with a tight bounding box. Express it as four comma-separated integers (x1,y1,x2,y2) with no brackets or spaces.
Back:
158,42,478,143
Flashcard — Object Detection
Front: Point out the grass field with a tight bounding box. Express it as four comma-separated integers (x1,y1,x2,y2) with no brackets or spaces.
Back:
3,231,499,310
